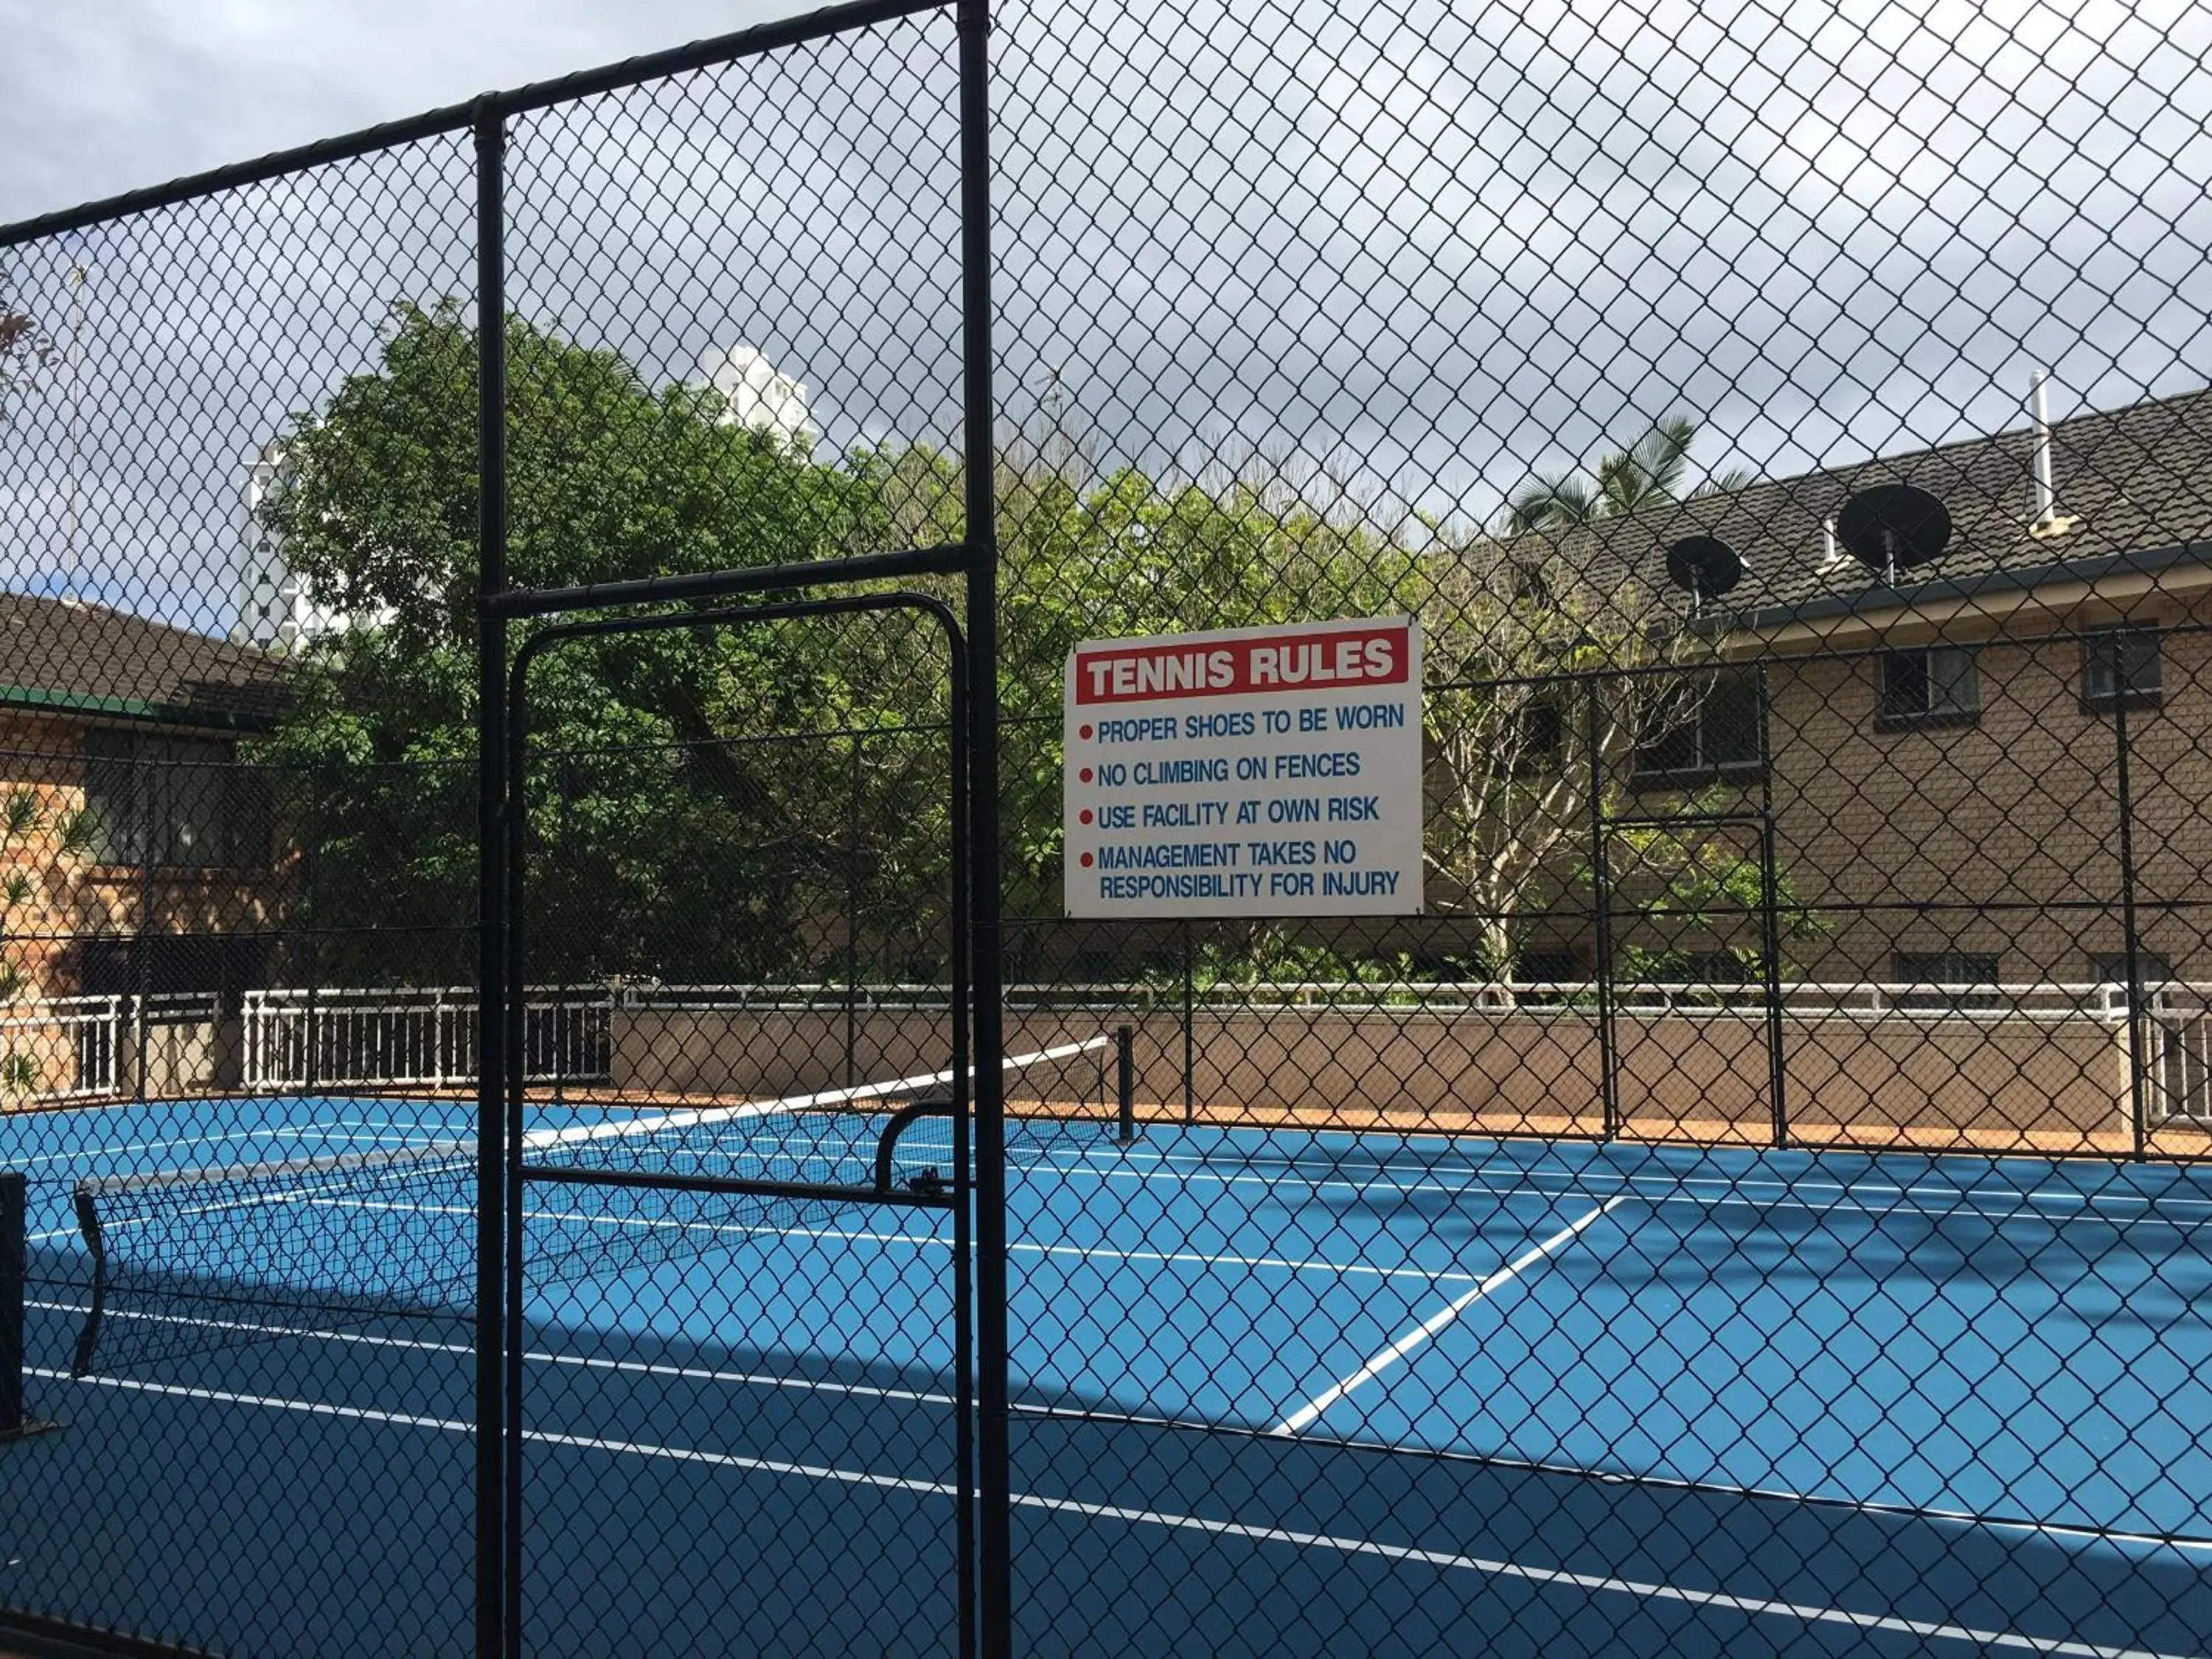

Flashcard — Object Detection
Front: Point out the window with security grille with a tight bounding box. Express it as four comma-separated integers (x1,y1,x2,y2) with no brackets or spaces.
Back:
2082,625,2163,711
1503,696,1567,776
83,731,271,869
1632,669,1763,782
1878,645,1980,726
2090,950,2174,1009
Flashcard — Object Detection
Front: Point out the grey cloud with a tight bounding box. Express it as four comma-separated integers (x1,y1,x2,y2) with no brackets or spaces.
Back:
4,0,2210,628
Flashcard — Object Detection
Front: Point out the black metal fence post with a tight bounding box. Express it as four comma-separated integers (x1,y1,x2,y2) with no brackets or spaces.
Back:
954,4,1008,1655
133,757,152,1104
470,94,511,1659
1116,1023,1135,1144
0,1172,22,1440
847,731,863,1085
302,767,320,1093
1585,678,1619,1139
2111,642,2149,1160
1181,919,1195,1121
1757,661,1788,1148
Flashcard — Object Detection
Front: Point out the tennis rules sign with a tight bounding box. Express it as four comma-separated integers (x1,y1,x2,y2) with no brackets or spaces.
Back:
1062,616,1424,918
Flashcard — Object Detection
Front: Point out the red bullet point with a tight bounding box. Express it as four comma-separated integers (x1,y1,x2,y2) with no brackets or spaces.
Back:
1079,767,1093,783
1079,809,1093,824
1079,724,1093,740
1079,852,1094,868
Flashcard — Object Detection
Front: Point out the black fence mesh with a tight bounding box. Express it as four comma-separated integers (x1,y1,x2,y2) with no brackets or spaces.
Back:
2,0,2211,1655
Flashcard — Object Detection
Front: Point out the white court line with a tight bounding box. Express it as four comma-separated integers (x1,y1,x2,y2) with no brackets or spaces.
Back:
20,1366,2191,1659
27,1302,956,1408
1084,1139,2212,1216
27,1298,2212,1558
0,1127,414,1171
321,1122,499,1140
1273,1198,1627,1436
254,1197,1491,1289
1016,1147,2212,1233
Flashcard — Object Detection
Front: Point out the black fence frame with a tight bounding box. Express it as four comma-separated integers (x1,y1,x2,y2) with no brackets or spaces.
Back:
500,591,981,1657
4,2,1001,1655
9,4,2212,1658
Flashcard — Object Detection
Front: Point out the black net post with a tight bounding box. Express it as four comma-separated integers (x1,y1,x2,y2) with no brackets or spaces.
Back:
1115,1023,1135,1144
0,1172,21,1439
1180,920,1195,1121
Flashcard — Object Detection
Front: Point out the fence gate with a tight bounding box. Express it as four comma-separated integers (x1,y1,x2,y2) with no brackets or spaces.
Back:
1590,662,1790,1144
497,596,977,1658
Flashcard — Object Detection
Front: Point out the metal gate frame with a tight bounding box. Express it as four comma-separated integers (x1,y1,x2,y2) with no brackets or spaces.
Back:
470,9,1002,1658
501,594,978,1655
1587,661,1788,1145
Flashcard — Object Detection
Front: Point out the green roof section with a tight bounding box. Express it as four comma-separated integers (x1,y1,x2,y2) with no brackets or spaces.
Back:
0,593,291,731
0,683,276,733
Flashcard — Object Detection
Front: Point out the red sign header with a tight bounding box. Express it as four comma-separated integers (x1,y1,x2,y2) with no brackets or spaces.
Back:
1071,622,1412,706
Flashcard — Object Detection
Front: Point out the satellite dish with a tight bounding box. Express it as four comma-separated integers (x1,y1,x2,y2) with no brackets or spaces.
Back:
1665,535,1745,602
1835,484,1952,579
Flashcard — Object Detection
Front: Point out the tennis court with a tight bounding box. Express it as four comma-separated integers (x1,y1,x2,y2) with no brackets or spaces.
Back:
4,1069,2208,1659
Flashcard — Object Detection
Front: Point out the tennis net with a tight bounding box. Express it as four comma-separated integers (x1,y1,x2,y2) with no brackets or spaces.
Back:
69,1036,1130,1377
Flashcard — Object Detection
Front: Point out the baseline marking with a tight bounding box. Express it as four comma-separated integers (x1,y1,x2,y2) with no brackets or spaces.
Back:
0,1127,425,1171
24,1301,2212,1555
24,1366,2190,1659
1273,1197,1625,1436
1018,1148,2212,1232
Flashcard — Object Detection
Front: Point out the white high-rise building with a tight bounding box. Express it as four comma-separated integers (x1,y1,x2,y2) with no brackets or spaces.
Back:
702,346,814,447
232,439,385,650
233,440,305,650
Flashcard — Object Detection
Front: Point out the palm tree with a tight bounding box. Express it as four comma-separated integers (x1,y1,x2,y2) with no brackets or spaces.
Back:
1506,414,1753,532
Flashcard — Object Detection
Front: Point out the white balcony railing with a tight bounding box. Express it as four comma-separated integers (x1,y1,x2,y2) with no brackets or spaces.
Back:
0,995,126,1100
241,987,613,1092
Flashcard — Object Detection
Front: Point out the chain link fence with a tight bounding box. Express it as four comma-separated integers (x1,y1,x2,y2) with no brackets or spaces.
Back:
3,0,2211,1655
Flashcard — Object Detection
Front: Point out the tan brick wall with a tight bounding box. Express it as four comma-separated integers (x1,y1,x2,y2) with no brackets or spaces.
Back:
1761,605,2212,984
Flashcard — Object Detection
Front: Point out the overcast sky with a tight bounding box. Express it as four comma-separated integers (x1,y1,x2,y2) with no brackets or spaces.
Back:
4,0,2210,632
0,1,818,221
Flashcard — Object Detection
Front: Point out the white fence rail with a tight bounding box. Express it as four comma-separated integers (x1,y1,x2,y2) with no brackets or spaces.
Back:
0,995,124,1101
242,987,613,1092
611,977,2176,1021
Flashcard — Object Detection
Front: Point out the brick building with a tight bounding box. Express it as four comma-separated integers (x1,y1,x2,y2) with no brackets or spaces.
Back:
1486,382,2212,1001
0,593,288,1096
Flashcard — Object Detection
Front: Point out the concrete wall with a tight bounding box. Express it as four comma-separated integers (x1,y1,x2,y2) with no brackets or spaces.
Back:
122,1015,243,1099
612,1004,2135,1141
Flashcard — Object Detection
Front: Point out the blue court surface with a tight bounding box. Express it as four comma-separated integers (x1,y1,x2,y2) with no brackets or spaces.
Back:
4,1091,2211,1658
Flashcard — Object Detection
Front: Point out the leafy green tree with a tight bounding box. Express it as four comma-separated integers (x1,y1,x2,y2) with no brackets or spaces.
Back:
1409,533,1820,989
1404,536,1689,978
860,422,1812,990
251,301,896,984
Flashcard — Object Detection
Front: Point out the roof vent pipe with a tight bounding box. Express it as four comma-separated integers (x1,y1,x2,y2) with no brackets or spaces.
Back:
2028,370,2077,536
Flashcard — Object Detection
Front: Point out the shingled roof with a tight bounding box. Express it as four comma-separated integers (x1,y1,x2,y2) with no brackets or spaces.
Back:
0,593,291,729
1503,383,2212,632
